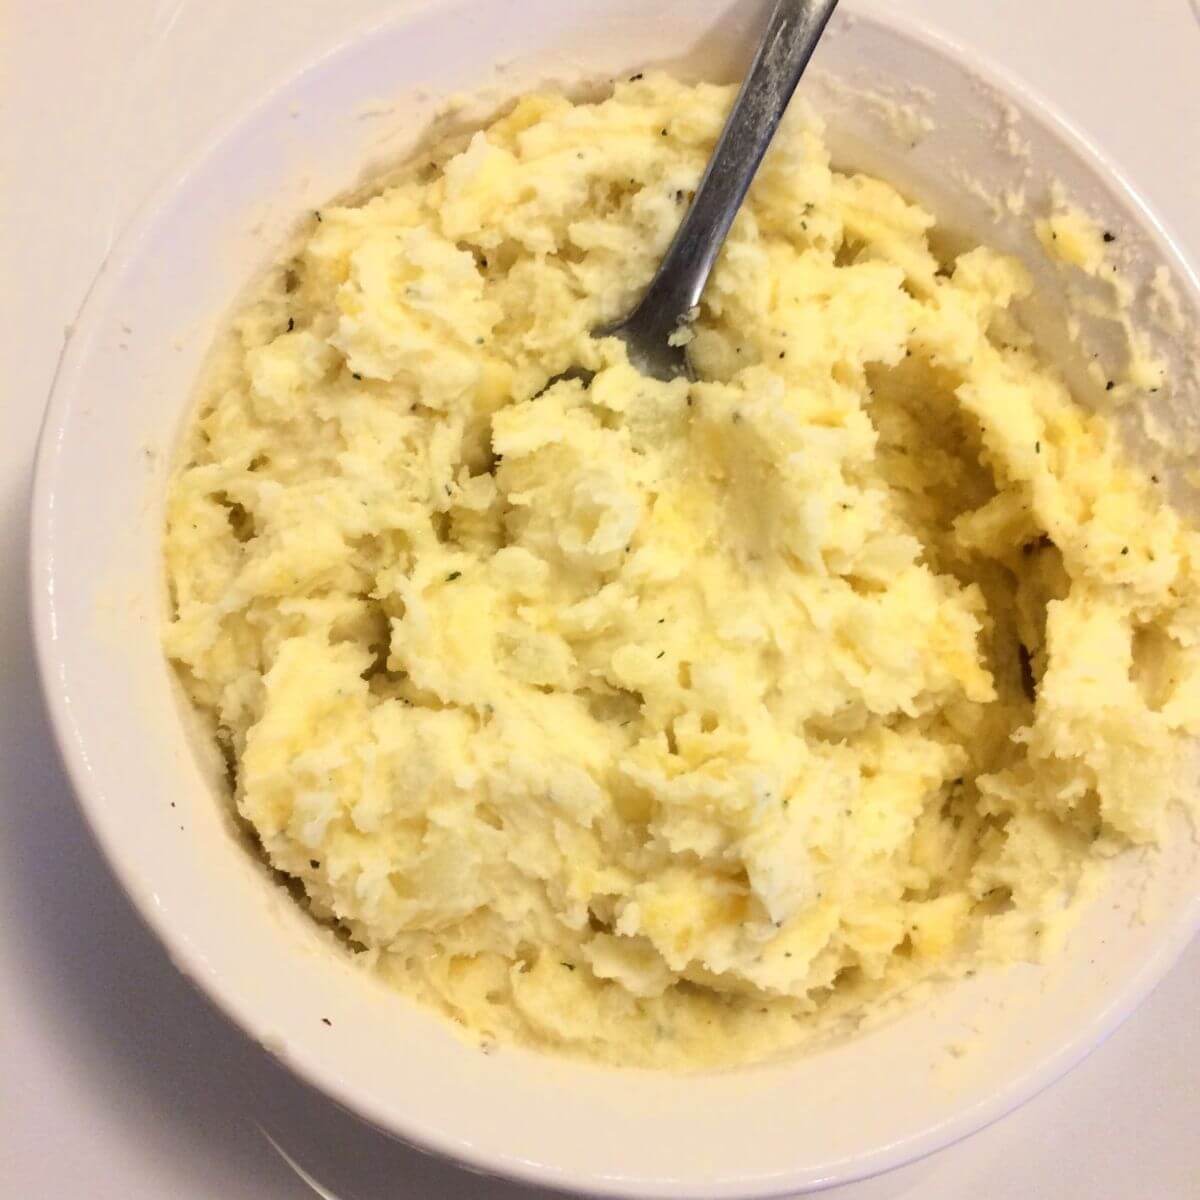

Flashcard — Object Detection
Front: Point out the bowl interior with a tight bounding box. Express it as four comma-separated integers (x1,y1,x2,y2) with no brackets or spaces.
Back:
32,1,1200,1196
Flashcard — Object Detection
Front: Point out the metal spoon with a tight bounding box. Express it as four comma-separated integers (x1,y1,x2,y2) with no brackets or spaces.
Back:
588,0,839,384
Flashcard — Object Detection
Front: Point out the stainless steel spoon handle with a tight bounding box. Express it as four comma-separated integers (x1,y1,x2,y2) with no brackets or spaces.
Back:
624,0,839,347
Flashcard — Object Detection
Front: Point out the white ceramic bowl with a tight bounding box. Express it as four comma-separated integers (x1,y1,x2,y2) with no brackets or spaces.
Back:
30,1,1200,1196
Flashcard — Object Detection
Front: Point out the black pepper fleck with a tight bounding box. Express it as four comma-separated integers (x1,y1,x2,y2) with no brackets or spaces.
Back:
446,571,462,582
656,651,665,659
629,72,643,81
1103,231,1117,243
310,859,320,868
1106,380,1115,391
321,1017,332,1026
1121,546,1129,556
286,317,294,332
352,372,362,380
314,210,322,222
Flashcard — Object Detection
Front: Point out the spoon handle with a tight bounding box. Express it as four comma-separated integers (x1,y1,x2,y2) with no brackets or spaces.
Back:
630,0,839,334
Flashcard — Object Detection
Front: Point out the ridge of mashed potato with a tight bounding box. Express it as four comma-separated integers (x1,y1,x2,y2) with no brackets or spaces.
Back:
165,75,1200,1068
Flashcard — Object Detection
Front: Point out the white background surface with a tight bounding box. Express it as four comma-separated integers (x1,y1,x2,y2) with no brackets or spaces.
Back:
2,2,1198,1197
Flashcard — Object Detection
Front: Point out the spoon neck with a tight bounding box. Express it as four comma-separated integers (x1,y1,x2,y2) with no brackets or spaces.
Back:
634,0,840,331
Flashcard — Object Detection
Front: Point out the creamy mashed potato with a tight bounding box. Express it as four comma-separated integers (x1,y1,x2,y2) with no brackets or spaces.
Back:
165,75,1200,1068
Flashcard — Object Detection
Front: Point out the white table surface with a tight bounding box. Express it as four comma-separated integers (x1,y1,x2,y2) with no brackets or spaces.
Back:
3,2,1198,1196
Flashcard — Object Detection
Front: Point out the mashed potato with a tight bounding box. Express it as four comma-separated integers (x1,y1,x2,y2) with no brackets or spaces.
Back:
165,75,1200,1067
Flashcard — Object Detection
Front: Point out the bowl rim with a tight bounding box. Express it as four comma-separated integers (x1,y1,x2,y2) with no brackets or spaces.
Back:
29,1,1200,1196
